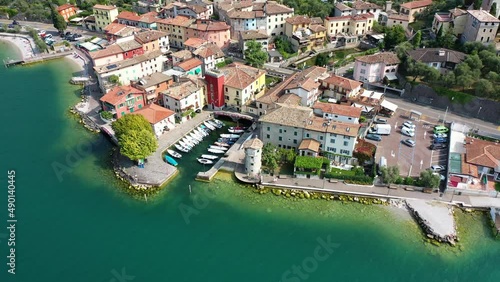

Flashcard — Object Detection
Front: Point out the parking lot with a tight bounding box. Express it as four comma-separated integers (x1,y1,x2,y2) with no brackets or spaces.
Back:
370,109,448,177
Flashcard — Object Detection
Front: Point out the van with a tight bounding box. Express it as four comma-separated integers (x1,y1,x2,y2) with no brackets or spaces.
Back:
433,126,449,134
434,137,448,143
401,127,415,137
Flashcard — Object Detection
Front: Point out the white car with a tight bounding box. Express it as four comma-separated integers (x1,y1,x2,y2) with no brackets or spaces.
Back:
401,127,415,137
403,121,416,129
433,133,448,139
430,165,445,172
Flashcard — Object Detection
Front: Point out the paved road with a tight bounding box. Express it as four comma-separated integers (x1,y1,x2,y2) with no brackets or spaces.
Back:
0,19,103,38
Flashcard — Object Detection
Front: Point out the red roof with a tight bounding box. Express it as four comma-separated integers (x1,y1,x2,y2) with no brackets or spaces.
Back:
117,11,141,22
400,0,432,10
57,4,75,12
312,102,362,118
320,74,362,91
131,104,174,124
100,85,144,105
176,58,203,71
465,137,500,169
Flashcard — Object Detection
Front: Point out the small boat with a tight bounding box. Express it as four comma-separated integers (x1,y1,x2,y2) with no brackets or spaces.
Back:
190,132,203,142
208,120,222,128
214,142,230,147
210,145,228,151
167,149,182,159
213,119,225,127
196,128,208,137
208,148,225,154
229,126,246,130
179,140,192,150
175,144,189,153
217,138,235,144
184,135,198,145
197,158,214,165
228,128,245,134
203,121,215,130
201,154,218,160
192,129,204,138
165,155,178,166
220,134,240,139
182,138,194,147
200,125,211,133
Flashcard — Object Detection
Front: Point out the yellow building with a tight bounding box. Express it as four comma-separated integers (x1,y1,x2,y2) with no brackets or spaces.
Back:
324,13,374,37
285,15,326,53
218,63,266,112
156,16,195,48
93,4,119,32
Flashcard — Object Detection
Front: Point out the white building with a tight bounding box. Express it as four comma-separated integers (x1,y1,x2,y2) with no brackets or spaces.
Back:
161,76,206,122
460,10,500,44
243,137,263,176
283,66,329,107
264,1,294,36
259,103,360,164
131,104,176,137
312,102,362,124
334,1,382,21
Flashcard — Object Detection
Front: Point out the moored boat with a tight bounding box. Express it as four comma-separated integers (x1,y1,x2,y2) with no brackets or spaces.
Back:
197,158,214,165
184,135,198,145
165,155,178,166
210,145,228,151
208,148,225,154
179,140,192,150
228,129,245,134
208,120,222,128
182,138,195,147
203,121,215,130
190,132,202,142
196,128,208,137
175,144,189,153
201,154,218,160
214,142,230,147
217,138,235,144
167,149,182,158
220,134,240,139
213,119,225,127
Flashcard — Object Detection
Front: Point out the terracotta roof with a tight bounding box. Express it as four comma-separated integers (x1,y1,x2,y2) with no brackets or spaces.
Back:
133,72,173,89
335,3,353,11
104,23,127,34
400,0,432,10
116,39,142,52
407,48,466,64
352,13,375,20
189,20,230,31
100,85,144,105
57,4,75,12
312,102,362,118
465,137,500,169
467,10,500,23
184,37,208,49
193,45,214,58
277,93,302,105
117,11,141,22
265,2,294,14
131,104,174,124
219,63,266,90
299,139,321,152
243,137,264,149
228,10,261,19
461,154,479,177
310,17,324,25
286,15,311,25
449,8,466,17
309,24,326,33
257,73,300,105
171,49,193,60
239,30,269,40
134,30,168,44
175,57,203,71
94,4,117,11
320,74,362,91
94,50,164,74
355,52,400,65
139,11,158,24
89,44,123,59
352,1,382,10
188,4,208,14
284,66,328,92
388,14,409,21
259,103,360,137
156,16,195,27
205,43,224,58
161,76,203,100
325,16,352,21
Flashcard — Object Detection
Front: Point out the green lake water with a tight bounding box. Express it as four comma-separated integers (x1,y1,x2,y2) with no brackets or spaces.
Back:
1,42,500,282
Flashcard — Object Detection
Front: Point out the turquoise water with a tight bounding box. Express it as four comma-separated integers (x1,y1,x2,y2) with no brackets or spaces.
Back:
1,42,500,282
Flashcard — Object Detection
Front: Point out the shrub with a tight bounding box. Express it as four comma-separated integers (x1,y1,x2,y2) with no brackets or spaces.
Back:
324,172,374,185
403,177,415,186
100,111,114,120
395,177,403,184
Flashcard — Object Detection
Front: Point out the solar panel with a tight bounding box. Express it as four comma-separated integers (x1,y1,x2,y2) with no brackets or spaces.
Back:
106,64,118,70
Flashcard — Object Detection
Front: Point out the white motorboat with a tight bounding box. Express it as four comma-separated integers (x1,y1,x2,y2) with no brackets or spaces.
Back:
229,126,246,130
167,149,182,159
192,129,204,139
190,132,203,142
214,142,230,147
201,154,218,160
196,128,208,137
182,138,195,147
208,148,225,154
213,119,225,127
184,135,198,145
228,129,245,134
175,144,189,153
210,145,228,151
179,140,192,150
220,134,240,139
197,158,214,165
203,121,215,130
208,120,222,129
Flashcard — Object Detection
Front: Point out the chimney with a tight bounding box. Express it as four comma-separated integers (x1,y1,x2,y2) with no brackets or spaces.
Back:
385,1,393,12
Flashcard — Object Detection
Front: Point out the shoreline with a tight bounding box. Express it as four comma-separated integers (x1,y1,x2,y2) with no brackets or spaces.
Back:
0,33,35,60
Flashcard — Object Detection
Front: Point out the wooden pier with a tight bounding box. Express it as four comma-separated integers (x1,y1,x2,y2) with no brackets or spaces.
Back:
4,51,74,68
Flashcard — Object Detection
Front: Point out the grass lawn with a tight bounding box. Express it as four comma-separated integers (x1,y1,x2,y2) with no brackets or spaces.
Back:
265,76,280,86
329,167,356,177
433,86,474,105
409,21,425,32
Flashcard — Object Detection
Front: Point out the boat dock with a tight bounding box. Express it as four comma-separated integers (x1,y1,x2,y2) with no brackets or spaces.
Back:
406,199,457,244
491,208,500,236
4,51,74,67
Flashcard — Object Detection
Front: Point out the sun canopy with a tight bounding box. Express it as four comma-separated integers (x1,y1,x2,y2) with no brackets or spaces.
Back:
352,103,373,113
385,73,398,81
380,99,398,112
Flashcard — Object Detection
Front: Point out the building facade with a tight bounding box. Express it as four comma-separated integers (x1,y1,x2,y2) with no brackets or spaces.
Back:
353,52,400,83
57,4,77,22
461,10,500,44
100,85,146,118
399,0,432,23
131,104,176,137
93,4,119,32
161,76,206,122
185,19,231,48
243,137,263,176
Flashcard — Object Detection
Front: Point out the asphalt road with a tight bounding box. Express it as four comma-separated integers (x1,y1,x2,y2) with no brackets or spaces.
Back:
0,19,102,38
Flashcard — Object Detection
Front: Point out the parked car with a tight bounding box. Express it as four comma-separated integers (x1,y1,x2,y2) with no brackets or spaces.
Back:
433,173,446,181
433,125,449,134
433,133,448,139
38,30,46,36
434,137,448,143
430,143,447,150
403,121,416,129
401,127,415,137
402,139,416,147
430,165,445,172
366,133,382,141
368,127,377,134
374,118,388,124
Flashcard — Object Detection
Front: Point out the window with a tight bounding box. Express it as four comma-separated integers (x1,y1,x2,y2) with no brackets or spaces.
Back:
266,134,270,139
278,136,282,141
306,133,310,138
294,131,297,136
360,69,365,74
330,139,335,143
279,129,282,133
119,103,124,108
267,126,270,131
361,62,366,66
293,139,297,144
343,141,348,146
225,95,229,100
319,136,323,140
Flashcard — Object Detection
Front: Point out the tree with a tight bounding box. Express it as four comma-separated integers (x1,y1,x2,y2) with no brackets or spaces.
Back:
315,53,329,67
118,129,158,161
423,67,440,82
384,25,407,49
437,29,456,49
395,41,413,61
244,40,268,68
419,170,440,189
408,60,432,82
475,79,494,97
112,114,153,139
442,72,456,87
491,3,498,16
412,30,422,47
50,6,67,32
473,0,483,10
379,165,400,184
464,54,483,70
262,143,279,172
372,20,385,33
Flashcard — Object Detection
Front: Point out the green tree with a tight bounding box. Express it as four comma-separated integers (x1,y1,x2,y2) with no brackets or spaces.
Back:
244,40,268,68
464,54,484,70
473,0,483,9
408,60,432,82
50,6,67,32
441,72,456,87
412,30,422,47
112,114,153,139
315,53,329,67
118,129,158,161
384,25,407,49
475,79,494,97
491,3,498,16
419,170,440,188
277,148,297,163
262,143,279,172
423,66,440,82
395,41,413,61
379,165,400,184
437,29,456,49
372,20,385,33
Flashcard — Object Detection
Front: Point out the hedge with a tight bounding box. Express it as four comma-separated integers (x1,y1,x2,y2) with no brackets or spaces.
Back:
324,173,374,185
295,156,323,170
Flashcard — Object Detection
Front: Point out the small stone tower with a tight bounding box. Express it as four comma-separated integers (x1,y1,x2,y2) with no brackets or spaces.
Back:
243,136,263,176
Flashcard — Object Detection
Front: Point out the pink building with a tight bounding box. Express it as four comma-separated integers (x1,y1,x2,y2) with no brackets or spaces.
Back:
185,19,231,48
353,52,400,83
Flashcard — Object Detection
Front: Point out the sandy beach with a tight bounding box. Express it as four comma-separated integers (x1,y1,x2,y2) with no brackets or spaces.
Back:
0,33,36,60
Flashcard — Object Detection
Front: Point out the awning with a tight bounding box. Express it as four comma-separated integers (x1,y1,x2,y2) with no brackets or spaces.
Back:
385,73,398,81
380,99,398,112
352,103,373,113
79,42,101,51
70,17,84,22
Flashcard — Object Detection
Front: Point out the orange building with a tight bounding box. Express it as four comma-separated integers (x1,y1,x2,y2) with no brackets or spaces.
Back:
57,4,77,22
